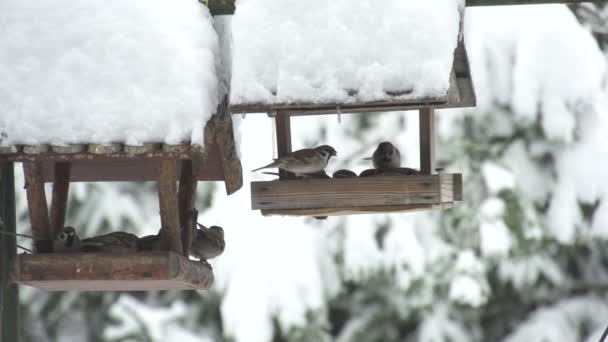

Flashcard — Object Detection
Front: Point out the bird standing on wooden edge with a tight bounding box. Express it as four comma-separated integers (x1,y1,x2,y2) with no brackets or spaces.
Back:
366,141,401,171
251,145,338,177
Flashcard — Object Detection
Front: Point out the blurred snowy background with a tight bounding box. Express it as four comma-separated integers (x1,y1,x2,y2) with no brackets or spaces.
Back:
9,2,608,342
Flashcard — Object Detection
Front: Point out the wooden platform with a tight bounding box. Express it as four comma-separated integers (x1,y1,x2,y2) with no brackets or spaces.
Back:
12,252,214,291
251,174,462,217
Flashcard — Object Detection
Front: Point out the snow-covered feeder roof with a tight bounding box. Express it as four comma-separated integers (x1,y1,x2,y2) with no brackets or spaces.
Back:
229,0,474,115
0,0,220,147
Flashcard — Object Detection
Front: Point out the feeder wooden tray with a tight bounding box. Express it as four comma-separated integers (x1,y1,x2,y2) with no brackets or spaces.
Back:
12,251,213,291
251,173,462,217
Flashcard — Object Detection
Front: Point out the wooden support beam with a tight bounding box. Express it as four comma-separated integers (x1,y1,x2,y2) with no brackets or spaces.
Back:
178,160,197,257
0,162,19,341
158,160,183,254
207,0,591,16
275,112,292,180
419,108,436,175
23,162,52,253
205,104,243,195
49,162,71,238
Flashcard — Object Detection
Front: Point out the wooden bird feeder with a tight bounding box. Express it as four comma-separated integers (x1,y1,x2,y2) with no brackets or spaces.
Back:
0,108,241,291
246,18,472,217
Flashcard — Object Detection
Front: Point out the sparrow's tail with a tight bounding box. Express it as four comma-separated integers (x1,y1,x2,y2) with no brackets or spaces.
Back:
251,161,279,172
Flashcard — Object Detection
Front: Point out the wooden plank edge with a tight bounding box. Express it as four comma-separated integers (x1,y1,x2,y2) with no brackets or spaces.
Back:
260,203,457,217
13,252,214,291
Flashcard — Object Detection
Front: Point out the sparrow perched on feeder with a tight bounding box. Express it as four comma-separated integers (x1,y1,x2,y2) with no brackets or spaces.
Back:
81,231,139,253
365,142,401,171
137,229,163,251
53,226,81,252
190,223,225,262
251,145,338,176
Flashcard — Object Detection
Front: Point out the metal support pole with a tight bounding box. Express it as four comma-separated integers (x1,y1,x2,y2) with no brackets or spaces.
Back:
1,162,19,341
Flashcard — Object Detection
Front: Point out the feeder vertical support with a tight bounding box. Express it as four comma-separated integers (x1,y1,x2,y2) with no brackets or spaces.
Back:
419,107,436,174
158,159,183,253
50,162,71,238
23,162,53,253
0,162,19,341
178,160,197,257
275,112,292,180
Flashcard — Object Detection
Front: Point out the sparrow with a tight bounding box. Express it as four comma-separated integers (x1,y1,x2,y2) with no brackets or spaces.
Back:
332,169,357,178
137,230,162,252
190,223,225,262
251,145,337,176
53,226,81,252
365,142,401,171
80,231,139,253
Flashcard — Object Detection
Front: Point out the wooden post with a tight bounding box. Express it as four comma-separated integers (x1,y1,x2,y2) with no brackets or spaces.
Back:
50,162,71,238
178,160,197,257
275,112,292,180
419,108,435,175
158,160,182,253
1,162,19,341
22,162,52,253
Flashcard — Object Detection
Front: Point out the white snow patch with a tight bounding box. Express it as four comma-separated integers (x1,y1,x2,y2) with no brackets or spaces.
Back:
481,162,515,194
449,275,485,307
480,221,512,257
231,0,463,105
454,250,484,275
0,0,220,146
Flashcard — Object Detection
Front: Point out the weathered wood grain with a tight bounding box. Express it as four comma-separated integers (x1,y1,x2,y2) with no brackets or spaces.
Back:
275,112,292,180
158,160,182,254
51,144,85,154
251,174,461,211
261,204,454,217
88,144,122,154
178,160,197,257
124,143,161,155
49,162,71,238
22,162,52,253
419,108,436,174
0,162,19,341
0,145,19,154
23,145,49,154
0,146,224,182
13,252,214,291
205,111,243,195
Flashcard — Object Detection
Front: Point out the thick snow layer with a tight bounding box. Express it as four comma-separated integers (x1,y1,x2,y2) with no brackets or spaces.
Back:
230,0,463,105
0,0,220,146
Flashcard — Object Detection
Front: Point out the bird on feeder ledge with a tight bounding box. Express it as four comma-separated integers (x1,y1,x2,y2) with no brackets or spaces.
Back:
365,141,401,171
251,145,337,177
53,226,139,253
190,223,225,263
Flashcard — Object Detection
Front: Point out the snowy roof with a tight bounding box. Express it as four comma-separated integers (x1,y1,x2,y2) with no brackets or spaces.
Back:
0,1,220,146
229,0,465,112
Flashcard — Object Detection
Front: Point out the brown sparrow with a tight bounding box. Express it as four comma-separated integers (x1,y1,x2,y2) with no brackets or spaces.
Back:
252,145,337,176
190,223,225,262
137,230,162,252
365,142,401,171
53,226,81,252
81,231,139,253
